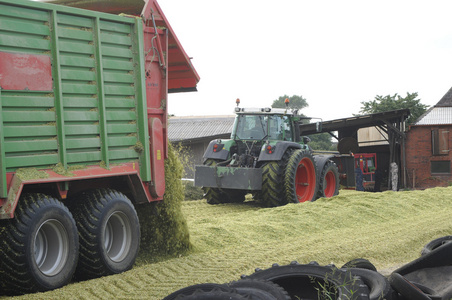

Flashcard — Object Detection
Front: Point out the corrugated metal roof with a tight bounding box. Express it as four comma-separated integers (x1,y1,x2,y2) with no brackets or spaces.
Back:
415,107,452,125
168,116,235,142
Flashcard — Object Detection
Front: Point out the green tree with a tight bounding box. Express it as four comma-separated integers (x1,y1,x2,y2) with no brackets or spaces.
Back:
359,92,429,125
308,133,336,151
272,94,308,110
272,94,334,150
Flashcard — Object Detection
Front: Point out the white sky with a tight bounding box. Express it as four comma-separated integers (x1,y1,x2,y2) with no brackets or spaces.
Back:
159,0,452,121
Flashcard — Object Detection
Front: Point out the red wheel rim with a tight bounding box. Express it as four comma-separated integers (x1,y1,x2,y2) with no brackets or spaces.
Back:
323,170,336,198
294,157,316,202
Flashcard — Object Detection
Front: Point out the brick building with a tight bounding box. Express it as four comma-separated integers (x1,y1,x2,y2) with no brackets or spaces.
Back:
405,88,452,189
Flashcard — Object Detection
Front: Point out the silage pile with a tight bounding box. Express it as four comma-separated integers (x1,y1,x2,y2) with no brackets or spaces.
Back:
136,143,191,258
8,187,452,300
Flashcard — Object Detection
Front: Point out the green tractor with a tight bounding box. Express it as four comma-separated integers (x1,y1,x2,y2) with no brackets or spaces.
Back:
194,99,340,207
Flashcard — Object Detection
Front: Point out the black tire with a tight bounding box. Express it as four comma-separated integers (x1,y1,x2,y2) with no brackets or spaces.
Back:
317,159,340,198
420,236,452,256
393,239,452,276
389,273,431,300
261,150,293,207
343,268,393,300
202,159,230,204
341,258,377,271
175,290,247,300
228,279,291,300
284,150,318,203
0,194,79,295
243,262,369,299
163,283,233,300
70,189,140,280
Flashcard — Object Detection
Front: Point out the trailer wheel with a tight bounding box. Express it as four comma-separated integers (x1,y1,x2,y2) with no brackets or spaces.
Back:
70,189,140,280
261,150,293,207
317,160,339,198
0,194,78,295
284,150,318,203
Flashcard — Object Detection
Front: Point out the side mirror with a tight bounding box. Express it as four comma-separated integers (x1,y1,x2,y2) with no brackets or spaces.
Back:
316,121,322,132
302,136,311,144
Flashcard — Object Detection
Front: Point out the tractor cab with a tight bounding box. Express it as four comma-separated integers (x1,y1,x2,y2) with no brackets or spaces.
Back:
232,110,296,142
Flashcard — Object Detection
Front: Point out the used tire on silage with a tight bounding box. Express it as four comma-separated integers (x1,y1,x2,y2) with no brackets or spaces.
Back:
227,279,291,300
242,262,369,299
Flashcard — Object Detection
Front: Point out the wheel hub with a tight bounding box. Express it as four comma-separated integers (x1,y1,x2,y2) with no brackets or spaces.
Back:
34,219,69,276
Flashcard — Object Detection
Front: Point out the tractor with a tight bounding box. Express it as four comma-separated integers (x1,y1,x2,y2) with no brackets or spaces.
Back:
195,99,340,207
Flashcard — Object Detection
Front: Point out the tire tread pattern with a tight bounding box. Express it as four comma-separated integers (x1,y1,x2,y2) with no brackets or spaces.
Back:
317,159,340,198
0,194,77,295
70,188,139,280
261,150,293,207
284,150,317,203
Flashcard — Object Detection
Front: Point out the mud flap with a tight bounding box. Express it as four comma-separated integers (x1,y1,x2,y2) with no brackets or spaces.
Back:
149,118,165,198
195,166,262,190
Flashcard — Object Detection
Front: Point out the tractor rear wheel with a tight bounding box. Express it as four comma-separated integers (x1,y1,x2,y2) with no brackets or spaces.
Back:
261,150,293,207
0,194,79,295
317,160,339,198
284,150,318,203
70,189,140,280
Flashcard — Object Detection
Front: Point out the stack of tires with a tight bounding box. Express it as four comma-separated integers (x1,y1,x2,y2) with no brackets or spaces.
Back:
164,260,385,300
164,236,452,299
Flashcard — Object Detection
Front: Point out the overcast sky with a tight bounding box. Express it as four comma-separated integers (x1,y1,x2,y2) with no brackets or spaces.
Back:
159,0,452,121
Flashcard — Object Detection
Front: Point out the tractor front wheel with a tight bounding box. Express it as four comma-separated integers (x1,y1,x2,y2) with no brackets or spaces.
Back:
284,150,318,203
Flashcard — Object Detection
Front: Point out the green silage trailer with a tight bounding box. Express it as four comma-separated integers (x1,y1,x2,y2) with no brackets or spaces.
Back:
0,0,199,294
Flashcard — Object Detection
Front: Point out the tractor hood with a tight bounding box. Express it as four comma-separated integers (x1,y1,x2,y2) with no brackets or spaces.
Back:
39,0,200,93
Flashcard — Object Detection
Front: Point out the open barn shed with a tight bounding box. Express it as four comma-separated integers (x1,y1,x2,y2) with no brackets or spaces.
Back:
299,109,410,189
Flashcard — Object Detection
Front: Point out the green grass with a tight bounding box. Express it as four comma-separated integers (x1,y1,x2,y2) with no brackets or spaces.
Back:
8,187,452,299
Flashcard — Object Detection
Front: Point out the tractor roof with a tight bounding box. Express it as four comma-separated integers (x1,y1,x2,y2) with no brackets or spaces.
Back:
234,107,296,116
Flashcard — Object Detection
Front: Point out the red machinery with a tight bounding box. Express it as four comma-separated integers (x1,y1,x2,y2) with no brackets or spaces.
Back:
354,153,377,189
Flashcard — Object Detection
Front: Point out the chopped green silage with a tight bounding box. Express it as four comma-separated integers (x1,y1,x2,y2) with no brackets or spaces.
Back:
136,143,191,259
15,168,49,181
133,141,144,153
6,187,452,300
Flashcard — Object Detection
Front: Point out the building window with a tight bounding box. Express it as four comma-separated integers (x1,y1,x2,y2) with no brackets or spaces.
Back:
431,129,450,156
431,161,451,174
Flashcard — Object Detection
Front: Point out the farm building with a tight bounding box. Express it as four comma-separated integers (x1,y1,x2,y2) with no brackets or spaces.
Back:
168,116,235,178
405,87,452,189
